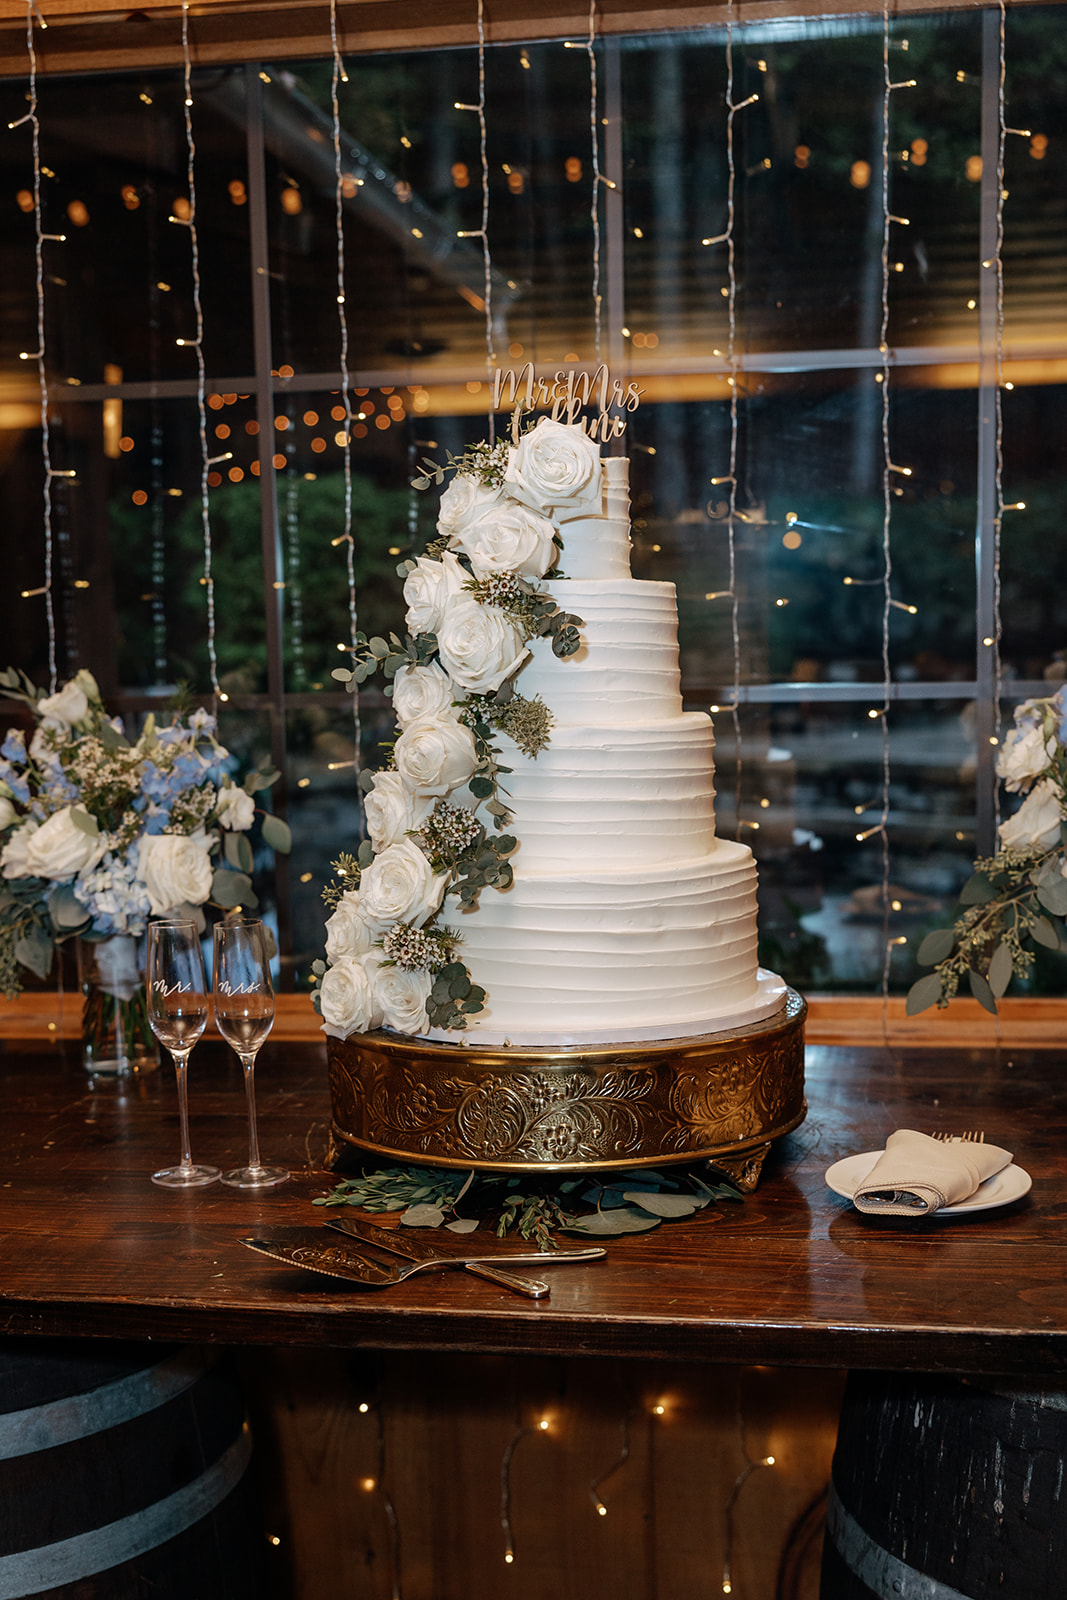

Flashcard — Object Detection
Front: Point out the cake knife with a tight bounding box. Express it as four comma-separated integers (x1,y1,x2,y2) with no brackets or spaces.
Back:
324,1213,606,1298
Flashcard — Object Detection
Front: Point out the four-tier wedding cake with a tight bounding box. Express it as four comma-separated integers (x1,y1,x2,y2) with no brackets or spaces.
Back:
316,415,786,1053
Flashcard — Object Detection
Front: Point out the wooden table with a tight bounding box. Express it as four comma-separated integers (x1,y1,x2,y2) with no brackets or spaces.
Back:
1,1035,1063,1376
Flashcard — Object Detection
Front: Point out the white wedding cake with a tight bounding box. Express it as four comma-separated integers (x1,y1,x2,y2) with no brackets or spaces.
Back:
438,452,785,1047
317,417,785,1050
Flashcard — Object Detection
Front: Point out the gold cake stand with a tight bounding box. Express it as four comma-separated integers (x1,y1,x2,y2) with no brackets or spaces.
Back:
327,988,806,1191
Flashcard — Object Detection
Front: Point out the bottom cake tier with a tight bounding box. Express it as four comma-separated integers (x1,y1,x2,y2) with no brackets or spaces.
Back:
327,986,806,1182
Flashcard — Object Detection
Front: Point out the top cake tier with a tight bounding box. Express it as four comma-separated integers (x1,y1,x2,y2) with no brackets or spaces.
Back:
554,455,632,580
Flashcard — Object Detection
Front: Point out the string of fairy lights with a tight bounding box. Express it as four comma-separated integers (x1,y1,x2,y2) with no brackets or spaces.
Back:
328,0,363,782
11,0,62,692
703,5,758,840
174,0,227,703
454,0,496,440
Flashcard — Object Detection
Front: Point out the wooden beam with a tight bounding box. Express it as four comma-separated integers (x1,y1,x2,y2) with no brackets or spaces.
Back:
0,0,1062,79
3,989,1066,1046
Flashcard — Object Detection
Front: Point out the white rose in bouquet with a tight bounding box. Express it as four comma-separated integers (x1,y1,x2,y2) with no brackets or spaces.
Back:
0,796,16,830
437,474,505,541
363,770,434,851
436,597,529,694
324,888,376,964
216,783,256,831
392,662,457,728
358,837,446,930
402,550,467,637
995,722,1055,794
503,416,603,518
394,714,478,797
23,806,107,881
37,670,97,727
137,831,214,914
997,777,1063,852
452,501,558,580
373,963,432,1034
319,955,382,1038
1,819,39,878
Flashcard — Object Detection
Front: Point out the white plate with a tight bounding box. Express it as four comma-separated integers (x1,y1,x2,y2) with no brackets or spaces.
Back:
825,1151,1032,1215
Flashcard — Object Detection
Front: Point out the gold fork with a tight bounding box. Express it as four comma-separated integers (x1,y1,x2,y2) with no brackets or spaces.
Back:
931,1130,985,1144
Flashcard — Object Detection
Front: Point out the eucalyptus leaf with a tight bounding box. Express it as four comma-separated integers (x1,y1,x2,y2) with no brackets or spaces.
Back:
622,1191,703,1217
357,840,375,869
97,722,129,751
560,1207,662,1236
968,968,998,1015
243,767,281,794
400,1203,447,1227
224,831,255,874
445,1217,480,1234
987,941,1014,998
15,929,53,980
468,775,494,800
211,867,253,909
48,884,90,930
958,872,996,906
261,814,292,854
916,928,956,967
1036,876,1067,917
1030,914,1060,950
331,668,354,685
905,973,943,1016
69,805,99,837
580,1186,629,1210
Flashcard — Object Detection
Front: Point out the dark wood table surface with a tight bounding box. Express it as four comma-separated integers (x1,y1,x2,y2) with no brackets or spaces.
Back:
1,1035,1064,1374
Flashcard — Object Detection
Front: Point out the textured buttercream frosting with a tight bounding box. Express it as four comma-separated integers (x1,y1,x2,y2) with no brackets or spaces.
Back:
421,447,782,1048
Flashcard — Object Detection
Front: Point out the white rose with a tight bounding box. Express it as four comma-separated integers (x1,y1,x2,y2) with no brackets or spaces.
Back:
374,964,432,1035
37,677,91,726
23,806,107,881
324,889,376,964
358,838,446,931
402,550,467,637
363,771,434,851
437,474,505,541
998,778,1063,852
216,784,256,831
29,720,68,768
319,956,381,1038
503,416,603,518
452,500,558,580
394,715,478,797
1,819,39,879
996,724,1054,794
392,662,458,729
0,796,16,830
435,597,529,695
137,831,214,914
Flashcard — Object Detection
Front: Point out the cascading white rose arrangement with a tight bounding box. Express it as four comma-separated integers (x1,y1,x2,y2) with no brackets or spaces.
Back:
908,687,1067,1015
315,416,601,1039
0,665,290,997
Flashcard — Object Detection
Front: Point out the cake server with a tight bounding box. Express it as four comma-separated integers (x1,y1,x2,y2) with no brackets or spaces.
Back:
325,1213,607,1297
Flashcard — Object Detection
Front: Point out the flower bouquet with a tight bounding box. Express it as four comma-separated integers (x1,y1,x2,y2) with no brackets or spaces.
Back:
316,416,595,1040
907,687,1067,1015
0,665,290,1068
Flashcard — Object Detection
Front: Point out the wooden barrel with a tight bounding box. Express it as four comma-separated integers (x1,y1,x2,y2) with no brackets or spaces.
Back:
821,1371,1067,1600
0,1338,265,1599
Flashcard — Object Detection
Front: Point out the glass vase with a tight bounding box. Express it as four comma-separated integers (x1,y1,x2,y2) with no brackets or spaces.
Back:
76,934,159,1077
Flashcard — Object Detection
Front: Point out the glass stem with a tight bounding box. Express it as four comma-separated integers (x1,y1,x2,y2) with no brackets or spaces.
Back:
173,1049,194,1171
241,1052,262,1172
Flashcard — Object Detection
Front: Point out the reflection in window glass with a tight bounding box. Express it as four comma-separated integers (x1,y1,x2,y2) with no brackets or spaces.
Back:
3,11,1067,996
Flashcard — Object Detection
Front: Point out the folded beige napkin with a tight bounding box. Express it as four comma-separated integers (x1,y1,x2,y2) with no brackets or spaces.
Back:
852,1129,1013,1216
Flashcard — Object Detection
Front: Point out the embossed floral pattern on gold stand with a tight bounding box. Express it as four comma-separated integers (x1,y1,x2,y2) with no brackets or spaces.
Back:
327,990,806,1189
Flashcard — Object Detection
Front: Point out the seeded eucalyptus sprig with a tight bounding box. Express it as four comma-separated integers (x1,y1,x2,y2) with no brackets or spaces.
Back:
907,840,1067,1015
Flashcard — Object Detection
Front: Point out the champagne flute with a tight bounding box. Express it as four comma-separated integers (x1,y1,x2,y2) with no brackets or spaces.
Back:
213,918,289,1190
146,920,220,1188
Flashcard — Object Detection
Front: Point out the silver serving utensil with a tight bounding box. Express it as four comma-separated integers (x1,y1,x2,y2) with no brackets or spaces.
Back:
324,1214,605,1299
240,1231,605,1294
